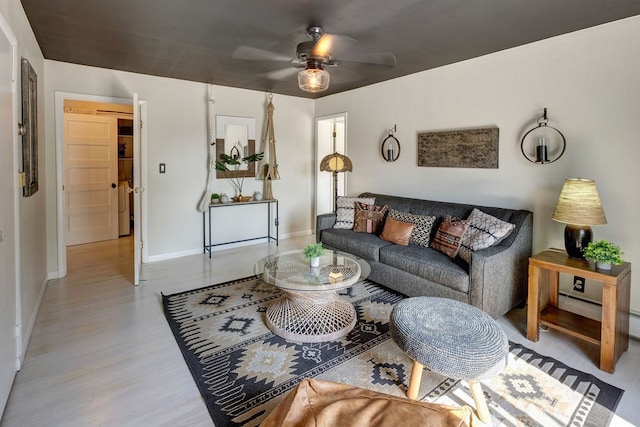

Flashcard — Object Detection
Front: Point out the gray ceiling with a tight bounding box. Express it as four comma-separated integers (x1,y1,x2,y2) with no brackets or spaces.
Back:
21,0,640,99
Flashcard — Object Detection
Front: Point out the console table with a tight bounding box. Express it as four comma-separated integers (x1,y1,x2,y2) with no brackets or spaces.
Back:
203,199,278,258
526,248,631,373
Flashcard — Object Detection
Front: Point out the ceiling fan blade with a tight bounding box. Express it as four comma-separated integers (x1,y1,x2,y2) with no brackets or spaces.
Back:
339,51,396,67
260,67,301,81
312,34,356,58
232,46,293,62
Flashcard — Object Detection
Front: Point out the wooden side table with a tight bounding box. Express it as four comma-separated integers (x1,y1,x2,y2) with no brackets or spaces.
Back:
526,248,631,373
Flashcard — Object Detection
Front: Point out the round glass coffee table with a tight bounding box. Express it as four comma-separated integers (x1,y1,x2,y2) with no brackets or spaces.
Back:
255,249,370,343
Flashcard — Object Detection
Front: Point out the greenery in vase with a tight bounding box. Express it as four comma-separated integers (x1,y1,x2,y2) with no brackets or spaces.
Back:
302,243,326,261
210,193,220,201
215,152,264,196
583,240,624,265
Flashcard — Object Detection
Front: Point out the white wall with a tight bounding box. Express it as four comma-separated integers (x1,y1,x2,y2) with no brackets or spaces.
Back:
0,0,48,359
44,62,315,267
316,16,640,314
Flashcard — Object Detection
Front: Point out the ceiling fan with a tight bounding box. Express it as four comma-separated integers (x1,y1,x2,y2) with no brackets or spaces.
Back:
232,26,396,93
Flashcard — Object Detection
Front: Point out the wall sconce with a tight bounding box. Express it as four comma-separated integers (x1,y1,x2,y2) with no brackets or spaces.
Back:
520,108,566,164
381,125,400,162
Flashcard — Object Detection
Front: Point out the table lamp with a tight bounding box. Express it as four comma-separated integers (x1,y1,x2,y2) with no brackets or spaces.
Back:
551,178,607,259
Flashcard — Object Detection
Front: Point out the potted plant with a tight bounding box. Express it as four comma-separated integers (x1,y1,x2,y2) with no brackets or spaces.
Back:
583,240,624,270
210,193,221,204
215,152,264,201
302,242,326,267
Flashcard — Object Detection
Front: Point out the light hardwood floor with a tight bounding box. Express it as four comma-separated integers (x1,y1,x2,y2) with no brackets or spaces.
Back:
1,235,638,426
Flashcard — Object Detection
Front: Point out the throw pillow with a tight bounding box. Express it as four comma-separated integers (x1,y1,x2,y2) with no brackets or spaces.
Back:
430,216,469,258
389,209,436,247
353,203,389,234
333,197,375,229
458,208,516,263
380,217,415,246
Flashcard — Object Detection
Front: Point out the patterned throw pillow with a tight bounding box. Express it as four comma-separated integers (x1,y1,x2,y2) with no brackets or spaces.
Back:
430,216,469,258
389,209,436,247
380,217,415,246
333,197,375,229
353,203,389,234
458,208,516,263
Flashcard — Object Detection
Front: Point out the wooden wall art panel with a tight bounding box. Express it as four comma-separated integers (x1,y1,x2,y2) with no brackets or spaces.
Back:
417,127,499,169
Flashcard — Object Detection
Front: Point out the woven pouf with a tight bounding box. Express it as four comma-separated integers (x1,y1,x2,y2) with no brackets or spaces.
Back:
390,297,508,423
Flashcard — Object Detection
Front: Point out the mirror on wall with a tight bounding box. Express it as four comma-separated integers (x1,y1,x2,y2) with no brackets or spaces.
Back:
215,115,256,179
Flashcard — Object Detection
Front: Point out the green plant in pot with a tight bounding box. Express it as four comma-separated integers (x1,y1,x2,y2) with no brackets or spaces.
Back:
215,152,264,198
210,193,221,203
303,243,326,267
583,240,624,270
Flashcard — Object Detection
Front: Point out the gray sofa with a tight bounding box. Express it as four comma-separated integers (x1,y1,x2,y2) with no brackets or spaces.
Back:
316,192,533,319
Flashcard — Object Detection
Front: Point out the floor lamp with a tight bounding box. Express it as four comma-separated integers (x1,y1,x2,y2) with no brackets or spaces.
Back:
320,121,352,212
320,152,352,212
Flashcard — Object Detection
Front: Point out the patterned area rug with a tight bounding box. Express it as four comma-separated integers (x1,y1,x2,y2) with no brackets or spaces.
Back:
162,276,623,427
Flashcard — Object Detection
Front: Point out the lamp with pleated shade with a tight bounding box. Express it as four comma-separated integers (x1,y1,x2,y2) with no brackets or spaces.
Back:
552,178,607,259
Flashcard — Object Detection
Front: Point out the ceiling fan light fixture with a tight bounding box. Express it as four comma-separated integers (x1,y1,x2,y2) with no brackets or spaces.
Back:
298,63,330,93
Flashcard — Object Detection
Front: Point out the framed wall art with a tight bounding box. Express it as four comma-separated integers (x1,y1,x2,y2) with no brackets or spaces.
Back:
417,127,499,169
20,57,38,196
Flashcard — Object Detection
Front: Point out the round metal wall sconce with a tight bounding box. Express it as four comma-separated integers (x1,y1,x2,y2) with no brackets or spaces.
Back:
381,125,401,162
521,108,566,164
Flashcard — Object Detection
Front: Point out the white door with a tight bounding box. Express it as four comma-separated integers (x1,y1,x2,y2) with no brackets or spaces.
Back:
0,11,18,416
132,94,143,285
64,113,119,245
315,113,347,216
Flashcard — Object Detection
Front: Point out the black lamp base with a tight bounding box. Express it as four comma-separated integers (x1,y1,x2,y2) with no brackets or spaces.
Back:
564,224,592,259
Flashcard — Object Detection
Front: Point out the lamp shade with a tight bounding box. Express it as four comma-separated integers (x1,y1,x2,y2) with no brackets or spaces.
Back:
552,178,607,226
320,153,352,173
298,66,330,93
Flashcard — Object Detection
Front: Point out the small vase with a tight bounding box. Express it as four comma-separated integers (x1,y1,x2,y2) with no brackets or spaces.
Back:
596,261,612,270
220,193,230,204
310,257,320,268
254,191,263,201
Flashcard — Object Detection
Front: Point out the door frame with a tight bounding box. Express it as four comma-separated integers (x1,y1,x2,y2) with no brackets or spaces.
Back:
54,92,148,278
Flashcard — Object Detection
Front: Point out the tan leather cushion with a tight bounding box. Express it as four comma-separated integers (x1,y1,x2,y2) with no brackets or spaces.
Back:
261,378,477,427
380,217,415,246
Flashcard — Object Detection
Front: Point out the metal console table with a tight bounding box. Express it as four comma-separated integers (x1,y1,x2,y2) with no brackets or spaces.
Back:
203,199,278,258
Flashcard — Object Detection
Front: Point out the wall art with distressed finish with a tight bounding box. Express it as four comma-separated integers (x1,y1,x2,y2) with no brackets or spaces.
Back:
417,127,499,169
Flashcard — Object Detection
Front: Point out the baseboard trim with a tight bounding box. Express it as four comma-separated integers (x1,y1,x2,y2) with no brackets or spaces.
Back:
19,276,48,367
147,231,313,263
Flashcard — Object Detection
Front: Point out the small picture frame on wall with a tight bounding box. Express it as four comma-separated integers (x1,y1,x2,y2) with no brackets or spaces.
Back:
20,57,38,197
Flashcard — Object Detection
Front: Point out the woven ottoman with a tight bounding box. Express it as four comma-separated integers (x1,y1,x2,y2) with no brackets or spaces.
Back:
390,297,508,423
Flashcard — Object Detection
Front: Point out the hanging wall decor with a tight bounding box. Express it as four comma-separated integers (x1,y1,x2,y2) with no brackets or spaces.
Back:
20,58,38,197
381,125,400,162
257,93,280,200
520,107,566,164
417,127,499,169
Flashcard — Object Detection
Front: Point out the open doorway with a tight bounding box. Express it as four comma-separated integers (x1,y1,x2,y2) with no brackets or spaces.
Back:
63,99,133,246
55,92,147,283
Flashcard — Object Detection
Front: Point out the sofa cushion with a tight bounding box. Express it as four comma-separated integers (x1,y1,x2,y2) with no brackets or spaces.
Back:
430,216,469,258
380,217,415,246
353,203,388,234
321,229,392,261
389,209,436,247
380,245,470,293
334,196,375,229
459,208,516,263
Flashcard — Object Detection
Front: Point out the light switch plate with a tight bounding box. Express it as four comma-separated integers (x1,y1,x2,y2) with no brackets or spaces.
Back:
159,163,166,173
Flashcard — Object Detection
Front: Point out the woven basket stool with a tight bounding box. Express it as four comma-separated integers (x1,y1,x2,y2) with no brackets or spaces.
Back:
390,297,508,423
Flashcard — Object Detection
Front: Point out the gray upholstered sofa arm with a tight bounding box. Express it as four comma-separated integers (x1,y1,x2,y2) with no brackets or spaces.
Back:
469,211,533,319
316,213,337,243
